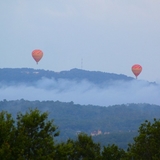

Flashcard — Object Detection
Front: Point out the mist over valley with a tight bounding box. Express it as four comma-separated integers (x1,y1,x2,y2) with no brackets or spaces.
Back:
0,68,159,106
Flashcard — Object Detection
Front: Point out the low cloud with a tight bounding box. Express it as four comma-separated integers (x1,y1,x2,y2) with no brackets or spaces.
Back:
0,78,160,106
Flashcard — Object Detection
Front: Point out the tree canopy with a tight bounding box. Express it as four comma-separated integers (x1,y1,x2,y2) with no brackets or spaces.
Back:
0,109,59,160
1,108,160,159
128,118,160,160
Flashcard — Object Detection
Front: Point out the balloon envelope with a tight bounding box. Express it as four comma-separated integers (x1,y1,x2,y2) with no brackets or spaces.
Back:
32,49,43,64
131,64,142,78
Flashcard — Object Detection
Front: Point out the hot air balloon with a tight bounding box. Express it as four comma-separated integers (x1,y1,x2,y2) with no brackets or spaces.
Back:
131,64,142,79
32,49,43,64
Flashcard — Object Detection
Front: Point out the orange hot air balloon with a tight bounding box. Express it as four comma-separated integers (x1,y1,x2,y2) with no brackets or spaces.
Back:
131,64,142,79
32,49,43,64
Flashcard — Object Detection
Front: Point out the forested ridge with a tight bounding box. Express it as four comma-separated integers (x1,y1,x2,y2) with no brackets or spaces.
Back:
1,108,160,159
0,68,134,84
1,99,160,149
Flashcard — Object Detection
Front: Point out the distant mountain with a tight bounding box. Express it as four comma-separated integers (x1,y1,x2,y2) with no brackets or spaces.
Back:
0,68,134,85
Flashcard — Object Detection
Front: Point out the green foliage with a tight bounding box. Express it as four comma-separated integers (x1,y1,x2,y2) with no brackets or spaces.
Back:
0,109,59,160
53,141,75,160
102,144,126,160
2,104,160,159
68,133,101,160
0,111,15,160
54,133,101,160
1,100,160,149
127,119,160,160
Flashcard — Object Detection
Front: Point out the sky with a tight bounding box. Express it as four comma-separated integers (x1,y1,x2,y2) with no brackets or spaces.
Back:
0,1,160,82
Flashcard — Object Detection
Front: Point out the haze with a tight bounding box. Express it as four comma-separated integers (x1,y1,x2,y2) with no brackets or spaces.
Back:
0,78,160,106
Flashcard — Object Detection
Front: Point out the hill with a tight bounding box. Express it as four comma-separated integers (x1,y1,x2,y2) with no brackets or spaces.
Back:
1,100,160,149
0,68,134,85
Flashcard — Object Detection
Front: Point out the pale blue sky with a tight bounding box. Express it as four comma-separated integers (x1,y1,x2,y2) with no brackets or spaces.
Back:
0,1,160,82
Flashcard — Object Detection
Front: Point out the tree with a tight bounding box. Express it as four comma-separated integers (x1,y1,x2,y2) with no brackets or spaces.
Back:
101,144,126,160
0,111,15,160
127,119,160,160
65,133,101,160
53,142,74,160
53,133,102,160
0,109,59,160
